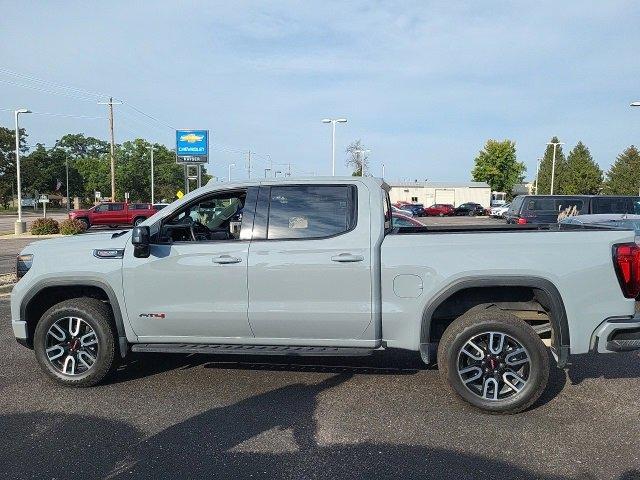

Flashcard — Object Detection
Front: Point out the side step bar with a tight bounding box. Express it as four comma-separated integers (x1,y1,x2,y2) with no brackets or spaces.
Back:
131,343,374,357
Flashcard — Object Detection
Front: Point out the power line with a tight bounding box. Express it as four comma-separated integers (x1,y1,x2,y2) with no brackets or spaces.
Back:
0,78,99,103
0,66,108,99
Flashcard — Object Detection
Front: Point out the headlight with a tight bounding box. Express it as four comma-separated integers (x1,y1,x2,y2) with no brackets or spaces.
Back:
16,254,33,279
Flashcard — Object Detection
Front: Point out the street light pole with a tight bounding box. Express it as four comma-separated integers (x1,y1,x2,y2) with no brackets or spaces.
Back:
65,154,70,212
322,118,347,176
535,157,542,195
547,141,564,195
382,162,385,179
14,109,31,234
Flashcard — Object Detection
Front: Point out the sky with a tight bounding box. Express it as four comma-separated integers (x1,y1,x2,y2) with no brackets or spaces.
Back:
1,0,640,182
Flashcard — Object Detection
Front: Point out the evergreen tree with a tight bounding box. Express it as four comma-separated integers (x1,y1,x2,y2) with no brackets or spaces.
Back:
535,136,566,195
603,146,640,195
471,139,525,193
562,142,603,194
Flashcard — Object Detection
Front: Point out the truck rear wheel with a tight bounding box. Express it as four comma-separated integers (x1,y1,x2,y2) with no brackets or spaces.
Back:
33,298,117,387
437,307,549,414
133,217,145,226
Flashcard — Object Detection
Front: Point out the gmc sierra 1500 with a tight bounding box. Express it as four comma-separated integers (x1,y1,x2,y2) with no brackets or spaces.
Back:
11,177,640,413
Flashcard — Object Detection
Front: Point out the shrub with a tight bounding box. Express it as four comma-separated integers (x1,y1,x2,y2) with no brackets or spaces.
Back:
59,218,86,235
30,217,59,235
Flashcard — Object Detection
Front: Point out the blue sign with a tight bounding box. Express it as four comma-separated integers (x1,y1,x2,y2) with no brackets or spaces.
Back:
176,130,209,158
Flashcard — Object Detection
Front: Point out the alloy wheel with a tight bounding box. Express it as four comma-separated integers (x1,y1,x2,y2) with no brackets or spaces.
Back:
45,317,99,376
456,331,531,401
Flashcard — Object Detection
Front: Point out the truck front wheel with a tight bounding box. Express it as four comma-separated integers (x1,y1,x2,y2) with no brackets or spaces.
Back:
437,308,549,414
33,298,117,387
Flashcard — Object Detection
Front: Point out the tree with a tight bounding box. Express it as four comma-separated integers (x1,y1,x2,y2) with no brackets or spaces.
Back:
345,140,369,176
603,145,640,195
535,136,566,195
562,142,602,194
471,139,525,194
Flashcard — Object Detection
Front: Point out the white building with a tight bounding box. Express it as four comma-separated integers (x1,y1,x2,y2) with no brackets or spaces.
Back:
388,181,491,208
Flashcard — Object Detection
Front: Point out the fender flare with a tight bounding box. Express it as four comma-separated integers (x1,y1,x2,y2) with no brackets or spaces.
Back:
419,275,570,367
20,277,128,356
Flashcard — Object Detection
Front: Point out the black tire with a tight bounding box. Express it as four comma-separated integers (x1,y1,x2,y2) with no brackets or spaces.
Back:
437,307,549,414
79,218,90,230
34,298,117,387
468,211,475,217
133,217,145,226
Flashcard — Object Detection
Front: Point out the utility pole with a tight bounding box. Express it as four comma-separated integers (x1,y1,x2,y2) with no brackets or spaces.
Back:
14,109,31,234
149,145,155,204
382,162,385,179
247,150,252,179
98,97,122,201
66,154,70,212
547,141,564,195
534,158,542,195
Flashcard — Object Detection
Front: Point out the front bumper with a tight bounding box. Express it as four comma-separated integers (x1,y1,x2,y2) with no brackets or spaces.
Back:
590,315,640,353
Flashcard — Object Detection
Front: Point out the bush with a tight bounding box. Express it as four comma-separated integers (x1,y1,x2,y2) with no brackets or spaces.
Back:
59,218,86,235
30,217,59,235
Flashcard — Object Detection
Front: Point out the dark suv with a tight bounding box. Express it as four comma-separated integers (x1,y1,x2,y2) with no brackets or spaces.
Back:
505,195,640,224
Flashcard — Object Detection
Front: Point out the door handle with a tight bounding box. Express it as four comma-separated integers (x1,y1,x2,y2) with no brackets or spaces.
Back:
212,255,242,264
331,253,364,263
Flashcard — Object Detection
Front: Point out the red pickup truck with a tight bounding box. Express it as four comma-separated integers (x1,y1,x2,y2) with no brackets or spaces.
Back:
69,202,157,230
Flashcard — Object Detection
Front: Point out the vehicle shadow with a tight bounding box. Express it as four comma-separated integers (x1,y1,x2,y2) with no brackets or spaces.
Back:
2,373,635,480
566,351,640,385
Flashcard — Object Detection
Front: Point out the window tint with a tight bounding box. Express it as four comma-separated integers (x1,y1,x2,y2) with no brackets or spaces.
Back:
109,203,124,211
555,199,583,212
594,197,640,215
95,204,108,212
383,191,392,232
393,217,416,227
267,185,356,240
509,196,524,213
131,203,149,210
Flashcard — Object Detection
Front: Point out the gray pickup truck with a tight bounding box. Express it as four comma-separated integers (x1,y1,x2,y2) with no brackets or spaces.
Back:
10,177,640,413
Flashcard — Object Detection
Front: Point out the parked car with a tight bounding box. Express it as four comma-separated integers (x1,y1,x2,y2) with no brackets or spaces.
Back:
391,205,413,217
424,203,455,217
153,203,170,211
490,203,511,218
506,195,640,224
454,202,485,216
69,202,157,229
392,212,423,227
11,177,640,414
399,203,425,217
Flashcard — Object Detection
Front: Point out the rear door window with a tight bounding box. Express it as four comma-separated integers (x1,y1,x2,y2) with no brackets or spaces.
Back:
267,185,356,240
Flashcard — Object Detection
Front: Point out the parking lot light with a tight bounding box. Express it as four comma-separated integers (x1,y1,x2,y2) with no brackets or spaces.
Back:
14,109,31,234
322,118,347,176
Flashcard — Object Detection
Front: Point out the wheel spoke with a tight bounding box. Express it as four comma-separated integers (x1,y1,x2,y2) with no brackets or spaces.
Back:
488,332,505,354
80,331,97,347
69,317,82,337
459,366,483,384
62,355,76,375
505,347,529,366
461,340,485,360
46,345,65,361
77,350,96,369
482,377,499,400
48,324,66,342
503,370,527,393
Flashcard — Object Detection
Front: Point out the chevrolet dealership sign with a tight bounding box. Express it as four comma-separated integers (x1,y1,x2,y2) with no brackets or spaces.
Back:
176,129,209,164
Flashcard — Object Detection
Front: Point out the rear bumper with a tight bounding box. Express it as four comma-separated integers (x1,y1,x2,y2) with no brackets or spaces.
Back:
590,315,640,353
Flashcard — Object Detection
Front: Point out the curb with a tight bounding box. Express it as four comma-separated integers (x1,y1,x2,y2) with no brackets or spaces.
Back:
0,234,64,240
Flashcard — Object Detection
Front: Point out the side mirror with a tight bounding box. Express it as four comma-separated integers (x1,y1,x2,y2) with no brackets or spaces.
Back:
131,226,150,258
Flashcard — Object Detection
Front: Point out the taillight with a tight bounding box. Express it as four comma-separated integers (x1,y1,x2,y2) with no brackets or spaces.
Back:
517,218,527,224
613,243,640,298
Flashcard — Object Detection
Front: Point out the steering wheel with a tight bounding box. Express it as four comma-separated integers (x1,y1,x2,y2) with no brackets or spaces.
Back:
189,219,210,241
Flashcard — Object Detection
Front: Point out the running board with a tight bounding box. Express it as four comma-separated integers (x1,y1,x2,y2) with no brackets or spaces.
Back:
131,343,374,357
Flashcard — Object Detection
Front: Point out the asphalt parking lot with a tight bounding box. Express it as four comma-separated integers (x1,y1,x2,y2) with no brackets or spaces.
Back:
1,295,640,479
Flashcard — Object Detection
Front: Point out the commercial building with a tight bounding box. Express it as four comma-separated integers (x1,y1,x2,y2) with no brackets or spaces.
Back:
388,181,491,208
